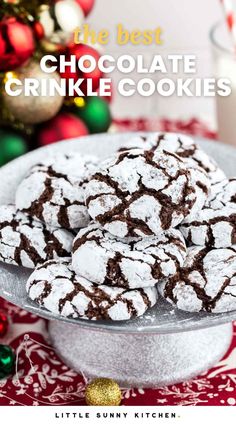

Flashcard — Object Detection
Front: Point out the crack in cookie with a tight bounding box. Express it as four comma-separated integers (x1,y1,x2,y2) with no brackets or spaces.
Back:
0,205,73,268
117,132,225,186
26,259,158,321
85,149,198,238
158,245,236,313
72,223,187,289
15,153,99,230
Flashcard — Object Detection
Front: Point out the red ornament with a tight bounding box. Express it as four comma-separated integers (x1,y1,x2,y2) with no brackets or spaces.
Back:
75,0,95,17
38,113,89,146
0,17,35,72
62,43,103,96
32,21,45,41
0,312,8,338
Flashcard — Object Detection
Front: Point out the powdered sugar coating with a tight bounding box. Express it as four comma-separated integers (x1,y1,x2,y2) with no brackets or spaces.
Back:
118,133,211,216
118,135,147,152
180,206,236,248
146,132,226,186
15,153,99,230
186,165,210,218
158,245,236,313
120,132,225,187
207,178,236,210
122,137,210,217
72,223,187,289
180,177,236,248
147,132,196,154
26,259,158,321
85,149,197,238
0,205,73,268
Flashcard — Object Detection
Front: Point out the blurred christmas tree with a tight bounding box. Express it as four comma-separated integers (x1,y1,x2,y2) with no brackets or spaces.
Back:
0,0,112,166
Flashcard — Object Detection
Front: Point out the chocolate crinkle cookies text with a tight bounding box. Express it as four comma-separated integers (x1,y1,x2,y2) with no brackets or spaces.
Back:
1,132,236,320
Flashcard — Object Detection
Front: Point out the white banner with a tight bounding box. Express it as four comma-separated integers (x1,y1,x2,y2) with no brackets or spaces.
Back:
0,406,236,423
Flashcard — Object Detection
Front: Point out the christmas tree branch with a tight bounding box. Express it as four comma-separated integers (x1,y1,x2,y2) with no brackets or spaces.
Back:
0,0,51,21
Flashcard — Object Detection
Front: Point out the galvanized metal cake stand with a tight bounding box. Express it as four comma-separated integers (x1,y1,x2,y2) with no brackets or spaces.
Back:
0,133,235,388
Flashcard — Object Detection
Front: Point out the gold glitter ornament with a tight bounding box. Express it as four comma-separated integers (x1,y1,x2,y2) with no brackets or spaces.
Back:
3,61,64,125
85,378,122,406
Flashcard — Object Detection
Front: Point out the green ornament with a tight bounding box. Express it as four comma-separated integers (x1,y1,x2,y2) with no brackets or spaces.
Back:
0,345,15,380
0,130,27,167
73,97,112,134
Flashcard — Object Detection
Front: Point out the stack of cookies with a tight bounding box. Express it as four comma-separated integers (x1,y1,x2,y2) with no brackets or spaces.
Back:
0,132,235,321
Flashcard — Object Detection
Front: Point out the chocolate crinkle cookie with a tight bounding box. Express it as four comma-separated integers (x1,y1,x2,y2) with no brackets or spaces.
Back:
15,153,99,230
180,177,236,248
26,259,158,321
180,207,236,248
158,245,236,313
85,149,199,238
145,132,226,186
206,178,236,210
8,131,234,320
72,223,187,289
118,132,226,186
0,205,73,268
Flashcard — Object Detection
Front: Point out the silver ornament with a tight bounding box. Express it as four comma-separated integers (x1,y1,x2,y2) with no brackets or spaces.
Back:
39,0,84,52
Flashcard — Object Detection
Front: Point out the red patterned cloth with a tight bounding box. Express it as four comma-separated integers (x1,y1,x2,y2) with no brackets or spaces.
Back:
113,117,217,140
0,298,236,406
1,118,235,407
